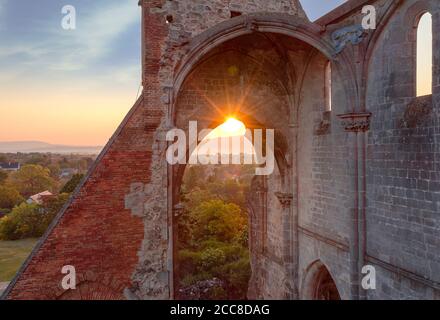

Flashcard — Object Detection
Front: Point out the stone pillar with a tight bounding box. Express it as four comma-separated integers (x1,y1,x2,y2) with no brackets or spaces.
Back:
275,192,298,300
247,176,267,299
338,112,371,300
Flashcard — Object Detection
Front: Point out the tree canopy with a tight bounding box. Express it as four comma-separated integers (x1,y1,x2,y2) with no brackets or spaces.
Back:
9,164,55,198
0,170,8,185
0,186,24,210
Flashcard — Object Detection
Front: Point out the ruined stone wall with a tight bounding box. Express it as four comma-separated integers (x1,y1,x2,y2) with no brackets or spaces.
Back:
266,166,284,263
296,51,355,300
158,0,305,37
256,166,286,299
365,0,440,299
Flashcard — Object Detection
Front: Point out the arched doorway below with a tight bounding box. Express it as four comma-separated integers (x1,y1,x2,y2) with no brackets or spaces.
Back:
302,261,341,300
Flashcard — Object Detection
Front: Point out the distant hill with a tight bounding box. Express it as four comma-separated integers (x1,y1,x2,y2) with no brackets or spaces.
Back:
0,141,103,154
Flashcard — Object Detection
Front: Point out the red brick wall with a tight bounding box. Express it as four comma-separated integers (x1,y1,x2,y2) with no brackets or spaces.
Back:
5,99,154,300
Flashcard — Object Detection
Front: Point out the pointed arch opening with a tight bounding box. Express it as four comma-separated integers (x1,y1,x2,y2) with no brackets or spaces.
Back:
416,12,433,97
301,260,341,300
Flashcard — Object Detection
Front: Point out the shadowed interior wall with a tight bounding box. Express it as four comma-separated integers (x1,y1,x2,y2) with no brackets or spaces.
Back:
365,0,440,299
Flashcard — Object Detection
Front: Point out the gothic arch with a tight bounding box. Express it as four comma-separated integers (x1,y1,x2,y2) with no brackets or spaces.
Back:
301,260,341,300
171,13,340,123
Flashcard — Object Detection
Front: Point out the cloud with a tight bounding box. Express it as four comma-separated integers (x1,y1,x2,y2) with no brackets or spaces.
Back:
51,1,140,71
0,0,140,72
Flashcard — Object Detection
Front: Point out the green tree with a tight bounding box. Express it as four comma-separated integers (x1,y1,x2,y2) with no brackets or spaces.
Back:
0,186,24,210
60,174,84,193
0,170,8,185
182,166,206,192
177,164,253,300
183,189,216,211
190,200,246,243
0,203,40,240
47,163,61,180
25,153,49,166
207,179,246,209
0,194,68,240
10,164,55,198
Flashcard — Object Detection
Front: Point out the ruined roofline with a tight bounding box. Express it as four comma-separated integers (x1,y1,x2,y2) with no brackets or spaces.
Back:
315,0,375,25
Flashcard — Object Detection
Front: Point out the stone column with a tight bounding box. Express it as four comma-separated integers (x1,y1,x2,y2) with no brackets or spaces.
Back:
338,112,371,300
247,176,267,299
275,192,298,300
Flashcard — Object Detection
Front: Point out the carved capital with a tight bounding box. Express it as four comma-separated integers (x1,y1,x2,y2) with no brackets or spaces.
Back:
337,112,372,133
275,192,294,209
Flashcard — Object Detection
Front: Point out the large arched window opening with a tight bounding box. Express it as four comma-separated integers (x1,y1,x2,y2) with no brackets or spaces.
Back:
416,12,432,97
174,118,257,300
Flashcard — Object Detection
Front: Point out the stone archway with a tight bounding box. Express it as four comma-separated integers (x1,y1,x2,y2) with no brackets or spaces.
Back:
166,22,333,298
301,261,341,300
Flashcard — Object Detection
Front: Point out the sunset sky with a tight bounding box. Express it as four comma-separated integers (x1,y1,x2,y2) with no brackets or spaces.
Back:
0,0,141,146
0,0,431,146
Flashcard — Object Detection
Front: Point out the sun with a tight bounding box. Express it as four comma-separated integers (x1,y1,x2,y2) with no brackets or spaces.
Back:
203,117,246,140
196,117,255,157
222,118,246,135
212,117,247,139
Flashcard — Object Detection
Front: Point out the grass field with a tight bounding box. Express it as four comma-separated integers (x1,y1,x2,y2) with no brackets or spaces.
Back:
0,238,38,282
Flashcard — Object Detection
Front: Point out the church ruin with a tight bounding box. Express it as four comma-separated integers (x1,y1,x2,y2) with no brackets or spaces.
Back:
2,0,440,300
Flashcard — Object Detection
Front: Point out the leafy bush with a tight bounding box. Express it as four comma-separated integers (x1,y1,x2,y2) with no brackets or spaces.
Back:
0,203,41,240
0,194,69,240
190,200,246,243
0,170,8,185
0,185,24,210
178,249,203,277
200,247,226,269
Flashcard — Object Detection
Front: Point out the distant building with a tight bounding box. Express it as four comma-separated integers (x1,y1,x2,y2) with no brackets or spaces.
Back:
0,162,20,171
27,191,54,205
